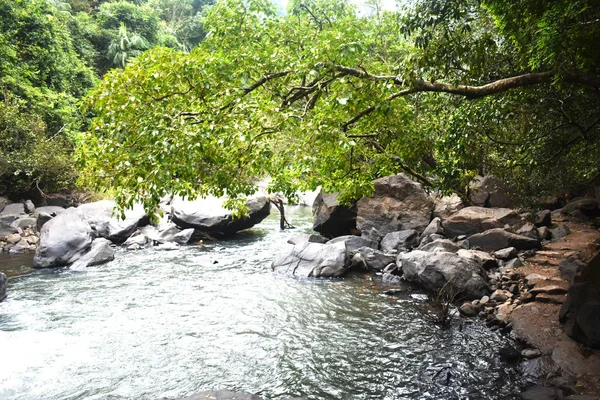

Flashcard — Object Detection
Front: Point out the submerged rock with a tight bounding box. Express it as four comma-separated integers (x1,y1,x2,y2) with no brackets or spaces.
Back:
398,250,488,299
357,174,434,241
312,191,357,238
171,196,270,236
272,242,348,278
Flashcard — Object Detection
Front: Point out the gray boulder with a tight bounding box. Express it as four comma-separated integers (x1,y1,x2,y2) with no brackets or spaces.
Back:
76,201,149,243
420,217,444,239
174,228,194,244
11,217,36,230
70,238,115,269
327,235,378,256
516,223,539,240
457,249,498,270
271,242,349,277
0,272,6,301
443,206,522,237
535,209,552,227
1,203,25,217
420,238,461,253
560,197,599,216
33,210,93,268
287,234,328,245
493,247,518,260
468,228,540,251
312,190,357,238
468,175,517,208
35,206,67,230
380,229,419,253
433,193,464,221
399,250,489,299
356,174,433,241
24,200,35,214
0,223,18,238
0,196,8,212
351,247,396,271
549,224,571,240
171,196,270,236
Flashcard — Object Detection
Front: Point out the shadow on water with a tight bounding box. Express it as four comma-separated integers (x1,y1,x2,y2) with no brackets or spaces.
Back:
0,206,526,400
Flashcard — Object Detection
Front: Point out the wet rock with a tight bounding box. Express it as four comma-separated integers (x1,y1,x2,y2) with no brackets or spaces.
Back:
172,196,270,236
287,234,328,245
399,250,488,299
467,228,540,251
380,229,419,253
312,191,357,238
356,174,434,240
494,247,518,260
443,206,522,237
457,249,498,270
272,242,349,278
535,210,552,227
382,272,403,284
459,302,477,317
33,210,93,268
468,175,517,208
0,272,6,301
70,238,115,269
419,238,460,253
433,193,464,221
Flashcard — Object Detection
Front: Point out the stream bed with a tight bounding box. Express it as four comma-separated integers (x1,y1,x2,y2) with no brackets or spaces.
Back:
0,206,525,399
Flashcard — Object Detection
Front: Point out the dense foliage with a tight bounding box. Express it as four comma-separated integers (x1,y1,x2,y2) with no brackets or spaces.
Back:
79,0,600,213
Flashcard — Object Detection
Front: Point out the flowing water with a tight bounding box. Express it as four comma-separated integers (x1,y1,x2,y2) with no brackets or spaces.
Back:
0,206,525,400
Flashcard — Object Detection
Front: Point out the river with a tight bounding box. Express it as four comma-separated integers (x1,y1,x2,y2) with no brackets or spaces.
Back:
0,206,525,399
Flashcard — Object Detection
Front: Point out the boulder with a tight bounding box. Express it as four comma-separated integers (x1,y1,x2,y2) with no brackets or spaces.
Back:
535,210,552,227
76,201,149,243
442,206,522,238
33,210,93,268
516,223,539,240
312,191,357,238
433,193,464,221
271,242,349,278
356,174,433,241
380,229,419,253
0,272,6,301
173,228,194,244
559,252,600,348
287,234,328,245
171,196,270,236
0,203,25,217
0,196,8,212
350,247,396,271
420,217,444,239
468,175,517,208
10,217,36,230
70,238,115,269
419,238,461,253
558,257,586,283
327,235,378,256
467,228,540,251
0,223,18,238
493,247,518,260
24,200,35,214
398,250,489,299
560,197,599,217
457,249,498,270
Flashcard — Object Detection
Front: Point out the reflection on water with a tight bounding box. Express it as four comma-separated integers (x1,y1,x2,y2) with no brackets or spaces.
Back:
0,206,524,400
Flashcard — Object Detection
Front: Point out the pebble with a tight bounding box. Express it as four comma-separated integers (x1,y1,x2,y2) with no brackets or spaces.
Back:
521,348,541,359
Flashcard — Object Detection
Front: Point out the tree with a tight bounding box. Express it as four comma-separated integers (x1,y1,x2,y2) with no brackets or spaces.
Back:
78,0,600,213
107,23,149,67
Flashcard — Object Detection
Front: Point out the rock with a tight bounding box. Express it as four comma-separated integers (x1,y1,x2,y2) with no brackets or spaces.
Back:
496,303,515,322
44,193,74,208
382,272,403,284
127,243,141,251
171,196,270,236
493,247,518,260
480,295,490,305
433,193,464,221
173,228,194,244
530,285,567,295
271,242,349,278
24,200,35,214
560,197,599,217
10,217,36,229
327,235,378,257
124,232,152,247
420,217,444,238
504,258,523,269
0,272,6,301
467,228,540,251
70,238,115,269
419,233,445,247
287,234,328,245
459,302,478,317
0,223,18,238
491,289,510,302
9,239,31,253
537,226,550,240
36,212,53,231
498,344,521,362
351,247,396,271
398,250,488,299
468,175,517,208
535,210,552,227
33,210,93,268
34,206,66,217
157,242,179,251
0,203,25,217
312,191,357,238
521,386,562,400
0,196,8,212
517,223,539,240
419,238,461,253
6,233,21,244
379,229,419,253
25,236,39,245
549,224,571,241
442,206,522,237
558,257,586,283
76,200,149,243
356,174,434,241
457,249,498,270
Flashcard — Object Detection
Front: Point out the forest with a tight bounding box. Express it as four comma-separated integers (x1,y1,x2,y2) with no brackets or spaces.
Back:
1,0,599,212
